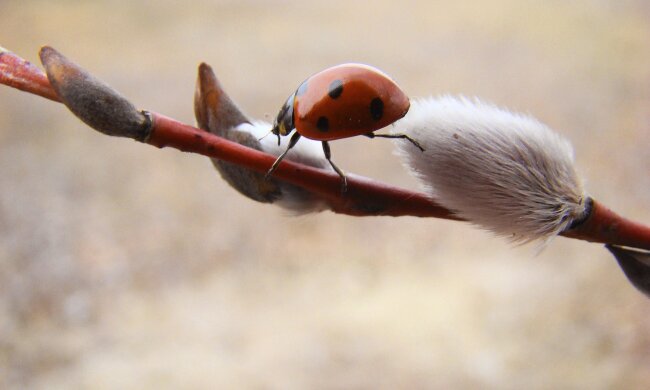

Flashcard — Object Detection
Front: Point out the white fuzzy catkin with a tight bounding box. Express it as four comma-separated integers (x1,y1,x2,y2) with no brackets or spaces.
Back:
393,96,587,243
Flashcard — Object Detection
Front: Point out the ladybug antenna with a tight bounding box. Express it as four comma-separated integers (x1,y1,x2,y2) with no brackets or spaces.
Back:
258,127,274,142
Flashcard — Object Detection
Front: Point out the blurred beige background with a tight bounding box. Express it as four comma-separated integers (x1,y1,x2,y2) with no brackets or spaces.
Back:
1,0,649,388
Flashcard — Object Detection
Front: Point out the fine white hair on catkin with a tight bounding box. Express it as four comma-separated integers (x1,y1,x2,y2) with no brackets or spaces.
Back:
392,96,588,243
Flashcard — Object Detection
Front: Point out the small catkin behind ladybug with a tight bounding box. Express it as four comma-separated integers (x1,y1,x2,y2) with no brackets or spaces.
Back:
265,63,424,191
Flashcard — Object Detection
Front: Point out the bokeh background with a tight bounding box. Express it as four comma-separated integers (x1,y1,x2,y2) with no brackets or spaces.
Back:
1,0,649,388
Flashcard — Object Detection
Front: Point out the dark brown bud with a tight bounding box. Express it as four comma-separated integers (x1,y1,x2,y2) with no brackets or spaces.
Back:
39,46,150,141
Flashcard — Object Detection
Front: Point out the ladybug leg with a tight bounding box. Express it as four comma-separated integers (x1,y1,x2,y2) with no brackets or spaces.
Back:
265,132,302,180
364,132,425,152
321,141,348,192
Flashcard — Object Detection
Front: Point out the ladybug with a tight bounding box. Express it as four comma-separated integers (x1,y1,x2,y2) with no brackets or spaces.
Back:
265,63,424,190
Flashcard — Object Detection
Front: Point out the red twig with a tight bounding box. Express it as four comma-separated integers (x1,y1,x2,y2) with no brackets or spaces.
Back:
149,113,458,218
563,200,650,250
0,47,59,101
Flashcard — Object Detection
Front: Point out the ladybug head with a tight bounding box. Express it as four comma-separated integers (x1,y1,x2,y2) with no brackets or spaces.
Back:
271,93,295,145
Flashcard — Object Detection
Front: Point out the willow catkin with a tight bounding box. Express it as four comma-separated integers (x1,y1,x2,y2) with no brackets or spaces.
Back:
393,96,588,243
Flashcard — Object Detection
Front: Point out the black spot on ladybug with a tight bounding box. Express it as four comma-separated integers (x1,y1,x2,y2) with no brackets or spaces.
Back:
296,81,309,96
316,116,329,132
328,79,344,99
370,97,384,121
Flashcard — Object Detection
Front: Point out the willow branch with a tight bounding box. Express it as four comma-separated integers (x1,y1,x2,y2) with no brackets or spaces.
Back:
1,46,649,251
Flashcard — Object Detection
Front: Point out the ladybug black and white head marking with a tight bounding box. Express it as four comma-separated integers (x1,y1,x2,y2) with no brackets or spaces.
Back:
271,93,296,145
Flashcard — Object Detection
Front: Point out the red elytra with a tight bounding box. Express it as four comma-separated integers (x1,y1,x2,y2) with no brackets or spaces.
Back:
266,63,423,191
292,63,410,140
